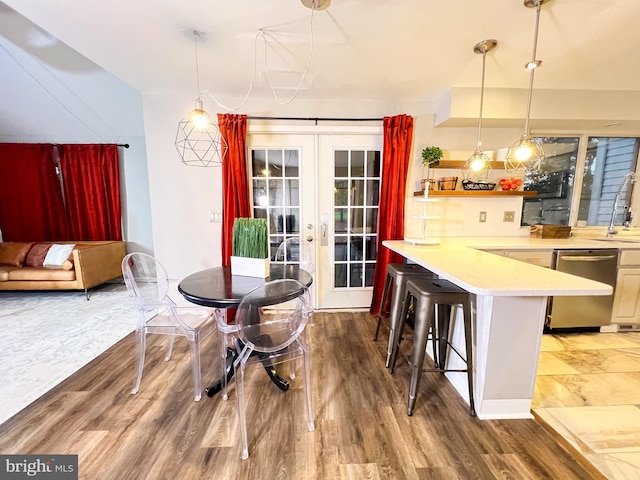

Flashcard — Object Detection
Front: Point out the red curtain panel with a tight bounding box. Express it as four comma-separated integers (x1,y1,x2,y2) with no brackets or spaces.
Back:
0,143,69,241
369,115,414,315
58,144,122,241
218,114,251,266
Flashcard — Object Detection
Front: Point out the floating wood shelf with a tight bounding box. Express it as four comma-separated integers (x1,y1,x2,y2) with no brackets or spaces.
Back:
413,190,537,197
430,160,508,169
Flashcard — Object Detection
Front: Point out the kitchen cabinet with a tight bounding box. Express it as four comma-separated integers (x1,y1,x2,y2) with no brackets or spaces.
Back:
504,249,553,268
611,250,640,325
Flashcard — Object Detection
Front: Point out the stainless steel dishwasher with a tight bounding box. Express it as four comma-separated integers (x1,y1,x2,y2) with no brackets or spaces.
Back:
548,249,618,329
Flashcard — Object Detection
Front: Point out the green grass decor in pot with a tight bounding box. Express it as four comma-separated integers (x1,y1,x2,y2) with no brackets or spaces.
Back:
230,218,270,277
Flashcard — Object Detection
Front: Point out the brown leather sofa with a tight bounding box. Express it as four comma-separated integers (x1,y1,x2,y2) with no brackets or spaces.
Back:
0,241,126,299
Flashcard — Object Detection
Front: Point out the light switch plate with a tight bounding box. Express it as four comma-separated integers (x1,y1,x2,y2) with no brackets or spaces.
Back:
503,211,515,222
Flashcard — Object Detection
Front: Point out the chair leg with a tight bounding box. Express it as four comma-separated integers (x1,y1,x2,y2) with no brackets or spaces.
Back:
408,297,434,416
235,360,249,460
374,274,392,341
131,329,146,395
300,335,315,432
388,291,411,372
189,336,202,402
462,300,476,417
164,331,176,361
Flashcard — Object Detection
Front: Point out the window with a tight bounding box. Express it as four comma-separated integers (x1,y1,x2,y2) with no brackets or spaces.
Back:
521,136,640,227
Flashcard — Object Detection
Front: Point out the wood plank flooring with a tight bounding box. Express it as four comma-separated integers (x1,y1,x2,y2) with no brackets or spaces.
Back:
0,312,604,479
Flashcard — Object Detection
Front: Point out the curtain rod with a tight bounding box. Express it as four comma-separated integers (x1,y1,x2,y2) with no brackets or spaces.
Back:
246,116,383,125
51,143,129,148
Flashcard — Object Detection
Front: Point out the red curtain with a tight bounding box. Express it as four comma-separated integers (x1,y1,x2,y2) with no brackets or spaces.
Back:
218,114,251,266
370,115,414,315
0,143,70,241
58,144,122,240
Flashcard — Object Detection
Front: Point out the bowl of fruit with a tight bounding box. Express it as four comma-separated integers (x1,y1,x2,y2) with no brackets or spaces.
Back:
499,177,523,191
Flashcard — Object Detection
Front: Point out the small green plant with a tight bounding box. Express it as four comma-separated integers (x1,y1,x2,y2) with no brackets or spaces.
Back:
421,146,443,166
232,218,268,259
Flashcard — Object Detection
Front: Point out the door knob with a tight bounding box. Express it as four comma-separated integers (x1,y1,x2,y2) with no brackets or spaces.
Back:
306,235,313,242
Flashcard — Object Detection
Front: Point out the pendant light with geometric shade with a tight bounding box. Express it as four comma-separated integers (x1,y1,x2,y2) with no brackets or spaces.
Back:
175,31,228,167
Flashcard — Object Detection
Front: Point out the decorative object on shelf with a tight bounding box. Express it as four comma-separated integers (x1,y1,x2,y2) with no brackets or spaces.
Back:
499,177,523,191
461,180,496,191
420,146,443,197
420,178,436,192
175,30,228,167
463,39,498,182
438,176,458,191
230,217,270,277
504,0,552,174
421,146,443,167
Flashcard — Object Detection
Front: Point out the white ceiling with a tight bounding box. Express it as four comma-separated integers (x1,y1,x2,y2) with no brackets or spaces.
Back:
2,0,640,138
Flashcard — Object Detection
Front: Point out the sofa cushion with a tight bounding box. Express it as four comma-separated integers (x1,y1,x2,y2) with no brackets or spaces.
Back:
43,244,75,267
0,242,34,267
25,243,53,267
0,265,17,281
8,267,76,281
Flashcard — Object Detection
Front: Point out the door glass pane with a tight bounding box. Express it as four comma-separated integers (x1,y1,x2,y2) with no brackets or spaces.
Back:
520,137,579,226
577,137,639,226
251,147,303,263
333,148,381,289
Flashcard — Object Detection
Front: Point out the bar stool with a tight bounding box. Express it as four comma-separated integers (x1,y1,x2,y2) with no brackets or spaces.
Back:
391,277,475,417
373,263,435,368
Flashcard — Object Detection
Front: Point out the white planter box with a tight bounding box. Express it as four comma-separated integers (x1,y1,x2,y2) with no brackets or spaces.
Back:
230,256,270,278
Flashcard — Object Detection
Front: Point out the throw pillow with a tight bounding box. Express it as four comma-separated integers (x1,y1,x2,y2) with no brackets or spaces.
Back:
25,243,53,267
43,244,76,268
0,242,34,267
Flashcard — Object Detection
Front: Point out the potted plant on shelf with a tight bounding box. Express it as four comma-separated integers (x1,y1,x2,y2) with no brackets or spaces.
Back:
420,146,443,193
230,217,270,278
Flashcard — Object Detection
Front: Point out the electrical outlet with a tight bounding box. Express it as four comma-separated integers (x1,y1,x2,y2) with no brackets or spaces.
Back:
503,211,515,222
479,211,487,223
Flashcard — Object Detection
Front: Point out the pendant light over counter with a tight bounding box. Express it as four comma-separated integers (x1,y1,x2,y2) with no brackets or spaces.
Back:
504,0,552,173
463,39,498,182
175,30,228,167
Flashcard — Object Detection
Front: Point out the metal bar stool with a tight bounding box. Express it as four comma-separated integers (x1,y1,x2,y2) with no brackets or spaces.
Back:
390,277,475,417
374,263,435,368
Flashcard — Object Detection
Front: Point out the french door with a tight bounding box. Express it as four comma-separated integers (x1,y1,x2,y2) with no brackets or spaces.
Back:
247,127,382,309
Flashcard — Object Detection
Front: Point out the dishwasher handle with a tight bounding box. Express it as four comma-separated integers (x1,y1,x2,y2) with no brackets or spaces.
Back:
559,255,618,262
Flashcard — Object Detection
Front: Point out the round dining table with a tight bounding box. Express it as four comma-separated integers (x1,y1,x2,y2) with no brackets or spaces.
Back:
178,264,313,396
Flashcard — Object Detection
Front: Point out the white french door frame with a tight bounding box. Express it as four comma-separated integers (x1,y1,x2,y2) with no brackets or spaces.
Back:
247,124,383,310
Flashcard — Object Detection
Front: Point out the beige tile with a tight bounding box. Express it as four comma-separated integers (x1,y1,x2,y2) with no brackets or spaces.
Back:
551,348,640,374
599,451,640,480
555,372,640,406
536,352,581,376
553,332,639,351
532,376,590,409
617,332,640,347
540,334,567,352
538,405,640,454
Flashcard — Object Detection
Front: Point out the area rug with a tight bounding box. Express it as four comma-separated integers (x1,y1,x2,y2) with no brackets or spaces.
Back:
0,282,137,425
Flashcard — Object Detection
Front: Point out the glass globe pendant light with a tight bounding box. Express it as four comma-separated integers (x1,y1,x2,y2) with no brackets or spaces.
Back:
175,30,228,167
463,39,498,182
504,0,552,173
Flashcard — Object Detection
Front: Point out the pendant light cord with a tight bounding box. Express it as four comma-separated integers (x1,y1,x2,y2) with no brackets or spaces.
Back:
523,1,543,135
193,31,202,102
203,1,317,111
476,49,487,150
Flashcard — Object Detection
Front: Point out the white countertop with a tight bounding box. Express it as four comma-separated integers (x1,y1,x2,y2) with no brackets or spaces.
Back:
383,237,616,297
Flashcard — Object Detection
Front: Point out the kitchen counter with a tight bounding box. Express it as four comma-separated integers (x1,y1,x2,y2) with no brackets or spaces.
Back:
382,236,616,421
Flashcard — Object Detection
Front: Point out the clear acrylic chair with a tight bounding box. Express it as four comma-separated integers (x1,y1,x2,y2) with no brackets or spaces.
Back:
121,253,216,401
231,278,315,459
274,237,316,277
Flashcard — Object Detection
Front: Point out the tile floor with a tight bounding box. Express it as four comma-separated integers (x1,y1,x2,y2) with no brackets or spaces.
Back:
533,331,640,480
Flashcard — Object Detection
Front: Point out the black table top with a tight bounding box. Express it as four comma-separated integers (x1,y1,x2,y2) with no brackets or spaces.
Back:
178,264,313,308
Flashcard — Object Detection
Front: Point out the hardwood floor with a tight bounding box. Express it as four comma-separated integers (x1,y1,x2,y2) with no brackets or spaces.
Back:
0,312,603,479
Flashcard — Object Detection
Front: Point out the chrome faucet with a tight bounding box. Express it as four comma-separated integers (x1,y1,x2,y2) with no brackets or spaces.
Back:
607,172,636,236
